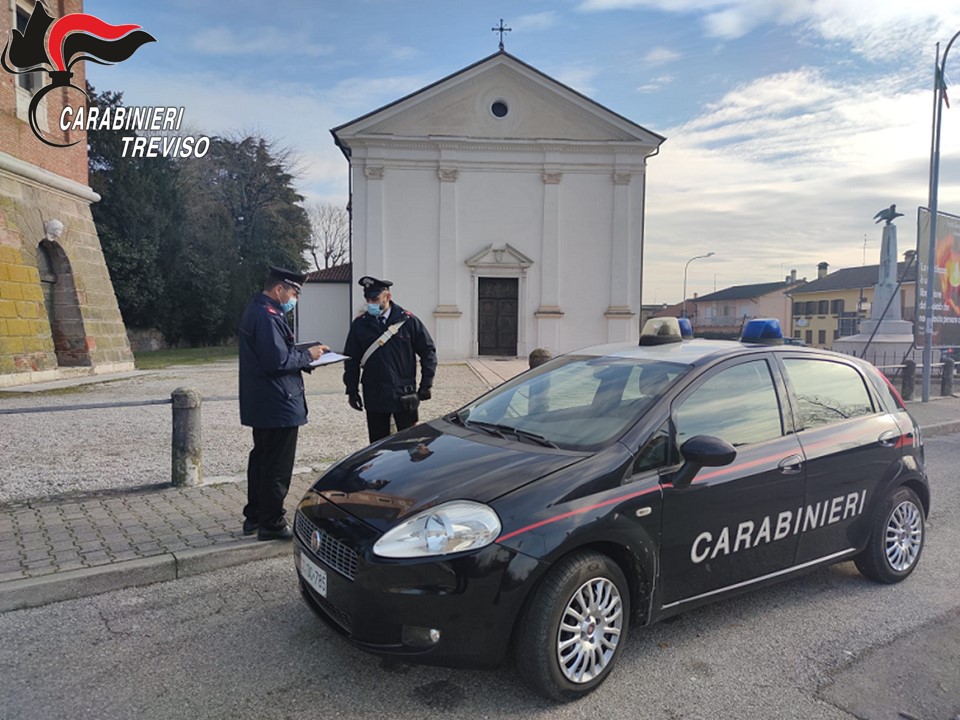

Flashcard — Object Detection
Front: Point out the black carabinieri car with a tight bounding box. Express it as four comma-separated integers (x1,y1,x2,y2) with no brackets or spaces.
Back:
293,318,929,701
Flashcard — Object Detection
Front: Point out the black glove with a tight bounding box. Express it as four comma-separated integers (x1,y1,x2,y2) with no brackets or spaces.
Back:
417,385,432,401
348,393,364,411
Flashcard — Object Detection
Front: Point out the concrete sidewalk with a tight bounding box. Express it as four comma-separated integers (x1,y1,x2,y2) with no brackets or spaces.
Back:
1,357,956,614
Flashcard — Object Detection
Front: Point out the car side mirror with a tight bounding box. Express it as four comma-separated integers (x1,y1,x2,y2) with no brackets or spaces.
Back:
670,435,737,489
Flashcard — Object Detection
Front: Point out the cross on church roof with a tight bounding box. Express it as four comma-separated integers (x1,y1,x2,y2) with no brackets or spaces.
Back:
491,18,511,51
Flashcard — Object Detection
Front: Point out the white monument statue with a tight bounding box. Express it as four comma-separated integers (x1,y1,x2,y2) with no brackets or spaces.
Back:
859,204,913,336
833,204,914,362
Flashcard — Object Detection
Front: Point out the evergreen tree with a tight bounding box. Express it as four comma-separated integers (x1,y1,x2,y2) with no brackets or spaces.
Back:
170,135,311,345
88,86,311,346
87,84,184,330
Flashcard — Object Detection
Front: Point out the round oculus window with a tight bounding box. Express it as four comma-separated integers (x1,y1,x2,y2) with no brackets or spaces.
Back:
491,100,509,118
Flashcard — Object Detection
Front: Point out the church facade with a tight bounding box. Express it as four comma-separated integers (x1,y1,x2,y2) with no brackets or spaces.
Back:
332,51,664,359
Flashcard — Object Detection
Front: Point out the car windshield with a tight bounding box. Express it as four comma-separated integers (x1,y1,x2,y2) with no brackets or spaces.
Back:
456,355,691,450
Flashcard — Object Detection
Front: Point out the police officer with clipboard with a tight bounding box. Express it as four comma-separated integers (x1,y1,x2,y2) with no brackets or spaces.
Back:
239,266,329,540
343,276,437,443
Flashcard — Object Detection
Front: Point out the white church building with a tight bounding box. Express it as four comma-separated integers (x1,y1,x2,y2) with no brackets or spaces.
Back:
330,50,664,360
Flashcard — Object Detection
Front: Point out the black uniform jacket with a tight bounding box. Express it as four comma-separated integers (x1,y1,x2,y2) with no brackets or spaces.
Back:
342,302,437,414
238,293,314,428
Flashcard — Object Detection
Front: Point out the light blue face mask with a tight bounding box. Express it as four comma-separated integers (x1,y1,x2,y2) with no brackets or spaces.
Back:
366,303,382,317
281,297,297,313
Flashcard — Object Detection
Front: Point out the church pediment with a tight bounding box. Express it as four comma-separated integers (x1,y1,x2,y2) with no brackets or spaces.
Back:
334,52,664,148
465,243,534,270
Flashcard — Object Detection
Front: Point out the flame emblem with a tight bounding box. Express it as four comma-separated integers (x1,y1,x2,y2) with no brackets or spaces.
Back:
1,3,155,147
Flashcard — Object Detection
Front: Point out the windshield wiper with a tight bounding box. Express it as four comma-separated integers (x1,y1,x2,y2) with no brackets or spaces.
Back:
464,419,508,439
466,421,558,448
503,426,559,448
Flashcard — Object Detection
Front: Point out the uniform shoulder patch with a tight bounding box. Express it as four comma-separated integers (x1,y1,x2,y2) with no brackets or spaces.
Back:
404,310,413,317
266,306,280,316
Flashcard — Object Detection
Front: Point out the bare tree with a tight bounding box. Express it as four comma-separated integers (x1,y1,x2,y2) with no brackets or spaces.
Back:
306,201,349,270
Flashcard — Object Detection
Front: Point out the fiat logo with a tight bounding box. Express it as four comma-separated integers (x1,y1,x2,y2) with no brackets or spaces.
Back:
311,530,322,554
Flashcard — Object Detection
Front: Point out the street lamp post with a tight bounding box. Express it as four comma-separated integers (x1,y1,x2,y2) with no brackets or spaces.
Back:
923,32,960,402
682,252,715,318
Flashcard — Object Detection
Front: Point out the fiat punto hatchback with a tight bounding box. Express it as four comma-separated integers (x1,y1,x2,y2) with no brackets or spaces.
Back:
293,318,929,701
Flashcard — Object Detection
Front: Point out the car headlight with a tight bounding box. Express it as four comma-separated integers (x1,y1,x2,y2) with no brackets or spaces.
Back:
373,501,502,558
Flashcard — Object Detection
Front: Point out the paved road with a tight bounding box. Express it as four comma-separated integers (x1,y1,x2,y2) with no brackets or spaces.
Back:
1,435,957,720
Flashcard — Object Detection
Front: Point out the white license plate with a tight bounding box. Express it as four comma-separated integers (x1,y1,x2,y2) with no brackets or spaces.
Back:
299,553,327,598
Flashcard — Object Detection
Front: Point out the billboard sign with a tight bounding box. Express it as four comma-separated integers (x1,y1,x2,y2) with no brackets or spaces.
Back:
917,207,960,348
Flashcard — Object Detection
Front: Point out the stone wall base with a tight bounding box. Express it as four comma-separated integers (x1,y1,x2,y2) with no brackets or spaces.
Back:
0,153,133,385
0,361,135,388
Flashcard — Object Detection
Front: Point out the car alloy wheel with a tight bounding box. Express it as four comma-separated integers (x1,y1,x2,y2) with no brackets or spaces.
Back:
855,486,925,584
884,499,923,572
556,577,623,683
515,551,630,701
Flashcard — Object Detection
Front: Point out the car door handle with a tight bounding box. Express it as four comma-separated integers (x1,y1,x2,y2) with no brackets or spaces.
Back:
778,454,803,474
878,429,900,447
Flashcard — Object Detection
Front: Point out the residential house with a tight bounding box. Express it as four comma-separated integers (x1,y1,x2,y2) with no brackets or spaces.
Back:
786,256,917,349
691,272,804,337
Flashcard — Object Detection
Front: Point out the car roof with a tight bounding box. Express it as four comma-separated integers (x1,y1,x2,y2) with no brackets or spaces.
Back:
571,338,842,368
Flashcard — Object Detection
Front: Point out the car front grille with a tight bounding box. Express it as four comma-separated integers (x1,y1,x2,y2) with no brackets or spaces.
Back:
305,584,353,634
294,511,360,581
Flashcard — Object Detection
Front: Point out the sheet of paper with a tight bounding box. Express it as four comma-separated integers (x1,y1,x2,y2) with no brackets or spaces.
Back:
309,352,349,367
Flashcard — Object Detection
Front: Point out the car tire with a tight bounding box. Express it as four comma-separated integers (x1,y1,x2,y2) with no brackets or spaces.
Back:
854,486,925,584
515,551,630,701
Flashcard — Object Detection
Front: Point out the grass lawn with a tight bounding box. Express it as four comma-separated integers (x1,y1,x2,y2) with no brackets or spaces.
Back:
134,345,238,369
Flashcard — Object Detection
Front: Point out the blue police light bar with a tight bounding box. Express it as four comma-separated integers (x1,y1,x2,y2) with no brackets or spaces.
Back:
740,318,784,345
640,317,683,345
677,317,694,339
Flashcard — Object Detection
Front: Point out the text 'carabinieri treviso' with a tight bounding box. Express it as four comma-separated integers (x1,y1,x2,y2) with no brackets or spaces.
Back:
59,105,210,158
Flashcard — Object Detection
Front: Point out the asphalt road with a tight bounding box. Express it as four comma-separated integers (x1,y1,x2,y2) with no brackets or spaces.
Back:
1,436,958,720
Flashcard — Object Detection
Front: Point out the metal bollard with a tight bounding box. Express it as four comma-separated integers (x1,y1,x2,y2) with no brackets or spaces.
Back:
901,360,915,402
171,387,202,487
941,358,955,397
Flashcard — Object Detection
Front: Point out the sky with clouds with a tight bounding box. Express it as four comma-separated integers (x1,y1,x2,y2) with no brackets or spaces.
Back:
84,0,960,304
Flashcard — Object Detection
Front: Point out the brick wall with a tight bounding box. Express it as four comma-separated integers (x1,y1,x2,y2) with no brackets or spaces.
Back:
0,0,135,387
0,0,88,186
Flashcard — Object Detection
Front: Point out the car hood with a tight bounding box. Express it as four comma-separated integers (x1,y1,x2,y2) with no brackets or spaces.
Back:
310,420,584,533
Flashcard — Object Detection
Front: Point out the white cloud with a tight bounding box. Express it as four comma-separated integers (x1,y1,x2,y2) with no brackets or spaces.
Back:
577,0,960,61
88,65,433,205
641,65,959,302
551,65,601,96
637,74,675,92
644,47,681,65
361,35,423,62
188,26,334,57
512,13,558,31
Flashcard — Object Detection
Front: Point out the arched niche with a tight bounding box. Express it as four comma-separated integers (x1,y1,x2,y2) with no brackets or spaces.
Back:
37,240,91,367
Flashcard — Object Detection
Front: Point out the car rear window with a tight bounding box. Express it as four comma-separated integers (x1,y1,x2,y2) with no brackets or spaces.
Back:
783,358,875,430
863,364,908,412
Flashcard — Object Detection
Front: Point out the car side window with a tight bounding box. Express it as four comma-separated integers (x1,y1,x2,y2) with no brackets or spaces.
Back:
675,360,783,447
783,358,875,430
632,422,676,475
